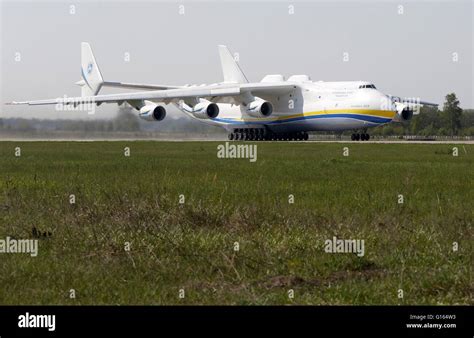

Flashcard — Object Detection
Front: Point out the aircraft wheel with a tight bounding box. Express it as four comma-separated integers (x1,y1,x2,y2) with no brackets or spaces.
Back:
351,134,356,141
304,133,309,141
228,133,234,141
366,134,370,141
355,133,360,141
360,133,366,141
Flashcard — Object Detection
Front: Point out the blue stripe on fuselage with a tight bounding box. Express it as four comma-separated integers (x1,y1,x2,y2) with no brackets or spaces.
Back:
212,113,392,125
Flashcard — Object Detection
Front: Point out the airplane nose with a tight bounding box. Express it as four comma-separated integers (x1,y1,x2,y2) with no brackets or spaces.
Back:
374,91,396,111
354,89,396,112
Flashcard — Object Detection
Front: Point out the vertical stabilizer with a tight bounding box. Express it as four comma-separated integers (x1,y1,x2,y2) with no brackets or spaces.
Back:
76,42,104,96
218,45,249,84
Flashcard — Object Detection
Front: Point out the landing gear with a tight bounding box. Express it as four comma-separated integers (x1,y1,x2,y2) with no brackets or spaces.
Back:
351,133,370,141
227,129,309,141
351,133,360,141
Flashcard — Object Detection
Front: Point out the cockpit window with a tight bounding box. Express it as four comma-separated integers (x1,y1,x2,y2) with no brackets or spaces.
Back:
359,84,376,89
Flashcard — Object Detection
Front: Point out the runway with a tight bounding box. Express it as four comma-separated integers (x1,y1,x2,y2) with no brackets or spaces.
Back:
0,138,472,144
305,140,474,144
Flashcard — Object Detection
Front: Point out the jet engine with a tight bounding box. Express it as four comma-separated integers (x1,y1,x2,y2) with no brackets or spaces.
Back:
191,101,220,119
246,100,273,118
393,101,415,122
138,104,166,121
398,108,414,121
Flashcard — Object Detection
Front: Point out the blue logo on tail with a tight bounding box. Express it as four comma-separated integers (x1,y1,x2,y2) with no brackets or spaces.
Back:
87,62,93,75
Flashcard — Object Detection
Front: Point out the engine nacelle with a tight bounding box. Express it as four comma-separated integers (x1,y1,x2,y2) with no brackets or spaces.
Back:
138,104,166,121
398,108,414,121
191,102,219,119
246,100,273,118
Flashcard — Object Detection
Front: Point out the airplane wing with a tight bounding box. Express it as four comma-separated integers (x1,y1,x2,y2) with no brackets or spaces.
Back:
389,96,438,119
391,96,438,107
7,43,297,110
7,82,297,107
413,100,438,107
101,81,181,91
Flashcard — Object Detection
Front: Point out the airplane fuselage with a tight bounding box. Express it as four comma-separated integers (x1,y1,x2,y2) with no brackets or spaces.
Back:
179,80,397,134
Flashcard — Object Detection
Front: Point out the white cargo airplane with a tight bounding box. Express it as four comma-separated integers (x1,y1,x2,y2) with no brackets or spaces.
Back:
8,42,437,141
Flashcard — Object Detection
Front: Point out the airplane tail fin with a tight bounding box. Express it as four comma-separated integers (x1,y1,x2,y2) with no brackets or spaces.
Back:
76,42,104,96
218,45,249,84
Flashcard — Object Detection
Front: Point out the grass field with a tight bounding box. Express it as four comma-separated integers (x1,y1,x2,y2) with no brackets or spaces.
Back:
0,141,472,305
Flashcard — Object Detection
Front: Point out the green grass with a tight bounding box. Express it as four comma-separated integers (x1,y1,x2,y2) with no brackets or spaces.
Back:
0,141,472,305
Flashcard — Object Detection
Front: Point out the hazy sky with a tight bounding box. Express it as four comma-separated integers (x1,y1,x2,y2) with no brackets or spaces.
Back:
1,0,472,120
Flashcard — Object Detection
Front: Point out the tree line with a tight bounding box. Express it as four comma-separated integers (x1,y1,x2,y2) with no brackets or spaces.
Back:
370,93,473,137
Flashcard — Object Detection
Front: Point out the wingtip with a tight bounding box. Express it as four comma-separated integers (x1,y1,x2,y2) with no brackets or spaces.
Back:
5,101,26,105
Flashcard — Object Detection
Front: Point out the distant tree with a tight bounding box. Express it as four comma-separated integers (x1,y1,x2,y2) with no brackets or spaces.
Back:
410,106,439,134
461,109,474,132
464,126,474,136
382,124,394,136
441,93,463,136
420,123,436,136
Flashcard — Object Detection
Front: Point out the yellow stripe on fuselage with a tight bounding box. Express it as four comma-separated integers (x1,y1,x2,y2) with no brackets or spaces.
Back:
227,109,396,122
